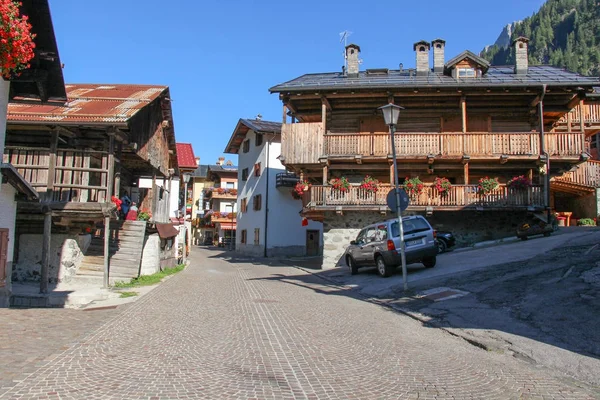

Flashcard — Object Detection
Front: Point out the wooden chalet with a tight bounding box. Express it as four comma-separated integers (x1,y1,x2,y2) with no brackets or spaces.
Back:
269,38,600,265
5,84,177,287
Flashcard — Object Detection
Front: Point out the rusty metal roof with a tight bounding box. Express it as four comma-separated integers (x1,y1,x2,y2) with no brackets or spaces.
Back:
7,84,168,126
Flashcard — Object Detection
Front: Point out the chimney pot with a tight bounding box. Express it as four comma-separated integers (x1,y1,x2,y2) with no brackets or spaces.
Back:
431,39,446,73
513,36,529,75
345,44,361,78
413,40,431,76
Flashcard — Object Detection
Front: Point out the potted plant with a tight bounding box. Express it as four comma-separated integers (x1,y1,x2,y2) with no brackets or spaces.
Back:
330,177,350,193
507,175,532,190
137,209,152,221
403,176,424,197
292,180,310,200
359,175,379,193
477,177,500,195
229,188,237,196
433,177,452,197
0,0,36,79
577,218,596,226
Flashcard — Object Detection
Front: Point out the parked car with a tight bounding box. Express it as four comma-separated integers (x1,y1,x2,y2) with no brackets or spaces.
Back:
345,215,438,278
435,231,456,253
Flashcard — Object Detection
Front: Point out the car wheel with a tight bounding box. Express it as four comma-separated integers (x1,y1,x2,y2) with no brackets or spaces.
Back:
376,256,394,278
422,256,436,268
436,239,447,254
347,256,359,275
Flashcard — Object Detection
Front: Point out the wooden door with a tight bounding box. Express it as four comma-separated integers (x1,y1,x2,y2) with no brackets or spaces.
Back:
0,229,8,287
306,230,320,256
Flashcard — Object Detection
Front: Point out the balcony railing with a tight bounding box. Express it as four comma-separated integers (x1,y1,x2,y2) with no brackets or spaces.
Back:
553,160,600,188
281,123,585,163
559,104,600,125
4,146,110,202
306,184,544,209
276,172,300,188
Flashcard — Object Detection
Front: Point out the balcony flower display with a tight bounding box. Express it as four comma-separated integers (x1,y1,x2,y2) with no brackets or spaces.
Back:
433,177,452,196
330,177,350,193
0,0,36,78
110,195,122,211
478,176,500,194
403,176,424,197
507,175,532,190
292,180,310,199
359,175,379,193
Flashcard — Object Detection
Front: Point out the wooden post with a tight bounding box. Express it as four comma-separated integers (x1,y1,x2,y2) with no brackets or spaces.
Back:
103,214,110,288
389,163,394,184
461,96,467,133
39,208,51,294
114,142,122,198
322,165,328,185
282,104,287,124
463,162,469,184
321,102,327,132
46,131,59,201
567,111,572,133
106,134,115,200
579,100,585,133
527,168,533,182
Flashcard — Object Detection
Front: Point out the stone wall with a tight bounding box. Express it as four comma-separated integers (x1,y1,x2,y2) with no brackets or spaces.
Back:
554,192,598,222
140,234,160,276
13,234,91,283
322,210,529,269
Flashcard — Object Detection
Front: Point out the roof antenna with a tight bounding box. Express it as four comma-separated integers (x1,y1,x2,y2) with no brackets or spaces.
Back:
256,114,262,120
339,30,352,71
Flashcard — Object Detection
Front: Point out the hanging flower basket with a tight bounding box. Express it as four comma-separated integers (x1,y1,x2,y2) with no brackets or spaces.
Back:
403,176,424,197
0,0,36,79
433,177,452,197
507,175,531,190
330,177,350,193
478,177,500,194
359,175,379,193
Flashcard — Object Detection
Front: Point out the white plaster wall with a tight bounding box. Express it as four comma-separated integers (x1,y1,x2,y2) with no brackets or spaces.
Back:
170,178,180,218
236,130,322,256
265,142,323,253
0,184,17,264
140,234,160,275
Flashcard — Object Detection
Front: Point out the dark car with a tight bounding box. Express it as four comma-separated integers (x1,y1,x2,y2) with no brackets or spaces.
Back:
435,231,456,253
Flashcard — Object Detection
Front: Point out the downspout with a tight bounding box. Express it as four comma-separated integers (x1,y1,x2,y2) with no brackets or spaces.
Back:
263,135,272,258
538,84,550,222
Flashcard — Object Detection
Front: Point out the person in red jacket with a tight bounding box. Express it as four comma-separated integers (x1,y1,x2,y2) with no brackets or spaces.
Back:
125,202,139,221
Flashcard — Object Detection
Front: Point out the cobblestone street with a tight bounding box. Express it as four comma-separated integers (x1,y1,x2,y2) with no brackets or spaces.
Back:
1,247,598,399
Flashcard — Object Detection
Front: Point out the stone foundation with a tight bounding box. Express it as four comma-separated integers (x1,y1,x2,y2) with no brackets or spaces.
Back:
322,210,529,269
12,234,91,283
140,234,160,276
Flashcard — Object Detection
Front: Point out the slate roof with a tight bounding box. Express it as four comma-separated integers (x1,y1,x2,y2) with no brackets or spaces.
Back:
176,143,197,170
224,119,281,154
8,84,168,125
269,65,600,93
191,164,209,178
208,164,238,173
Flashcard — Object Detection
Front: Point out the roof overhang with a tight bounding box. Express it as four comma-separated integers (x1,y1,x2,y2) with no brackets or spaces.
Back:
8,0,67,104
224,119,281,154
1,163,39,200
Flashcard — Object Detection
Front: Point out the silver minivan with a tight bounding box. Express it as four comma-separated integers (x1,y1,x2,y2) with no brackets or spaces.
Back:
345,215,438,277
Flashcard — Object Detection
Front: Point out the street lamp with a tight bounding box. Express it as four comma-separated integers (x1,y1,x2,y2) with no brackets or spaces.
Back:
182,173,191,262
379,103,408,291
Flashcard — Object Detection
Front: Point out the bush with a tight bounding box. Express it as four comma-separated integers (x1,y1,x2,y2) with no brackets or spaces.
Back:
577,218,596,226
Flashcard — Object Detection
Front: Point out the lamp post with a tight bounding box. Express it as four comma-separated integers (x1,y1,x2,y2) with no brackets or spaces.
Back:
182,173,191,262
379,103,408,291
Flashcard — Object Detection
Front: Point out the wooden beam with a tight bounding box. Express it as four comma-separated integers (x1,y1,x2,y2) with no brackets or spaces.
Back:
500,155,509,164
282,104,287,124
39,210,52,294
284,101,298,115
321,102,327,133
567,94,582,110
567,111,572,133
46,131,58,199
579,99,585,133
321,96,332,111
322,165,328,185
530,95,541,108
463,163,469,184
106,135,115,200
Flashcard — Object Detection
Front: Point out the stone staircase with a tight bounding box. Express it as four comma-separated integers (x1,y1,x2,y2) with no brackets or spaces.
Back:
77,220,147,284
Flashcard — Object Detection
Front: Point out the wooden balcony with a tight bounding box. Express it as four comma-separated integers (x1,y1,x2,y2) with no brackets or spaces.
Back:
281,123,585,164
551,160,600,194
4,146,111,203
304,184,544,211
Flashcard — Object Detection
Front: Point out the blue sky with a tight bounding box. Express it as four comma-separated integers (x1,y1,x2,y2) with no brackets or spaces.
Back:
49,0,545,166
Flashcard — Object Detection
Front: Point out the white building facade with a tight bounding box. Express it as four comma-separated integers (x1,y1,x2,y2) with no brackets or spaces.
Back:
225,119,322,257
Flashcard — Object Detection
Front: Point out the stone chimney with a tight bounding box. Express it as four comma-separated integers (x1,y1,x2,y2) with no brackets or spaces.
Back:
431,39,445,73
513,36,529,75
413,40,431,76
345,44,361,78
195,157,200,166
216,157,225,166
